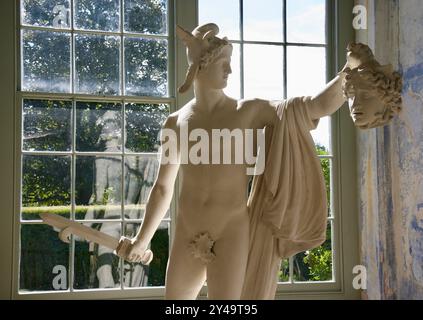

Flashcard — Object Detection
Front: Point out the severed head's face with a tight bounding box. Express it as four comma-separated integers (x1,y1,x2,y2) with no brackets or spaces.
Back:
342,65,403,129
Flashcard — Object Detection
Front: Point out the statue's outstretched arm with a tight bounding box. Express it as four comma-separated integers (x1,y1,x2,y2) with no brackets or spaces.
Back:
308,72,348,120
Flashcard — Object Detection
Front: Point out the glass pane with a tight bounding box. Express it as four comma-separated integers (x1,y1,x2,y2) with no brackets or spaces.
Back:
124,155,162,220
125,103,169,153
75,156,123,220
22,155,71,220
74,0,120,32
243,0,283,42
22,30,71,93
73,222,122,289
278,258,290,283
76,101,122,152
287,46,326,97
293,221,333,282
22,0,71,28
198,0,239,40
124,37,168,97
20,224,70,291
124,0,167,35
23,99,72,152
124,221,169,287
311,116,330,153
224,43,240,99
287,0,326,44
318,157,331,216
244,44,284,100
75,34,120,95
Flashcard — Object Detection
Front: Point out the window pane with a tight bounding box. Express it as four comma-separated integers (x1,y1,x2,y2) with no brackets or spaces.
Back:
22,155,71,220
23,99,72,152
124,155,163,220
243,0,283,42
124,0,167,35
22,30,71,93
278,259,290,283
287,0,326,44
318,157,331,216
75,34,120,95
74,0,120,32
311,116,330,153
293,221,333,282
20,224,70,291
73,222,122,289
287,46,326,97
124,37,168,97
22,0,71,28
76,101,122,152
125,103,169,153
75,156,123,220
198,0,239,40
124,221,169,287
224,43,241,99
287,46,328,155
244,44,284,100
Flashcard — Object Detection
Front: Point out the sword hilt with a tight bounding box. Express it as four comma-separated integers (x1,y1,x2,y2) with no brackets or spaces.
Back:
115,236,153,265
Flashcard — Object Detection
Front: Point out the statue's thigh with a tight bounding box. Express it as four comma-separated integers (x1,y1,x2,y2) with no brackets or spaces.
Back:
165,228,207,299
206,224,249,299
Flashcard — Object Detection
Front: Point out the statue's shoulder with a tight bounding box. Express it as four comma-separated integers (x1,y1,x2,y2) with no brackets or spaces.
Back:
238,98,270,109
165,100,195,128
163,110,180,129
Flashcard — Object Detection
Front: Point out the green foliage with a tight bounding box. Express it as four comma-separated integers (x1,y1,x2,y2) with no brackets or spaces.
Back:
303,246,332,281
280,144,332,282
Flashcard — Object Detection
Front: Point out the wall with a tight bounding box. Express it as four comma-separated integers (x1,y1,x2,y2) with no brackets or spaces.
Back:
357,0,423,299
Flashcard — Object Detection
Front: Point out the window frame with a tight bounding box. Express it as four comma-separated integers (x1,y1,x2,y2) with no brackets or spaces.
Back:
3,0,360,300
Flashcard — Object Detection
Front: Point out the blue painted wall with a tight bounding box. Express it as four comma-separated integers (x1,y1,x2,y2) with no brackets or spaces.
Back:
358,0,423,299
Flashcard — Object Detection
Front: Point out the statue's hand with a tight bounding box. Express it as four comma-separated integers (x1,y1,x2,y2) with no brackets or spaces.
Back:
345,42,377,70
128,239,153,264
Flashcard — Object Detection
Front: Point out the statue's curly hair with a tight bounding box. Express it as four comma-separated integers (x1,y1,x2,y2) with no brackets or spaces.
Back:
342,66,403,129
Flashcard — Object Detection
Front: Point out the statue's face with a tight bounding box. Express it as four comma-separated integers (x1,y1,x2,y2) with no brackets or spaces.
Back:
347,78,386,128
196,51,232,89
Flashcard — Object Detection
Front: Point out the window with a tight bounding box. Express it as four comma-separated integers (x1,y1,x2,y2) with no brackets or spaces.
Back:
18,0,173,296
198,0,337,293
11,0,358,299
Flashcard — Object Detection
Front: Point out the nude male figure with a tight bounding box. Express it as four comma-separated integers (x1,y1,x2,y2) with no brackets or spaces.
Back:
120,23,373,299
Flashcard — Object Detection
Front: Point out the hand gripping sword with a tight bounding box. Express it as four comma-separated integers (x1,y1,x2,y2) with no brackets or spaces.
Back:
40,213,153,264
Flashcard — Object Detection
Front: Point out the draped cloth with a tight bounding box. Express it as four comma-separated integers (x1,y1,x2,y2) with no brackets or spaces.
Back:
241,96,328,299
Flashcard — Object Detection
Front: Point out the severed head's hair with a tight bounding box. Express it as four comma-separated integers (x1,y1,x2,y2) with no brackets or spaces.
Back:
342,65,403,129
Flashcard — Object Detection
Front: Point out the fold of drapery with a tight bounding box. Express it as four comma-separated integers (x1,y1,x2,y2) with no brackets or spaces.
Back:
241,96,328,300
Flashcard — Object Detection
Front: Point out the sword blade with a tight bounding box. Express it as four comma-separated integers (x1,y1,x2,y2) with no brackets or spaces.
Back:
40,213,119,250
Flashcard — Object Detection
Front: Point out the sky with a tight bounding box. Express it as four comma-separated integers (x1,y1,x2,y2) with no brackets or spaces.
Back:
198,0,331,151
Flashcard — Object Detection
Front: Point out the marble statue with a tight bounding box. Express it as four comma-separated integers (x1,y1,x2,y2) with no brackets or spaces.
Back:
116,23,403,299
